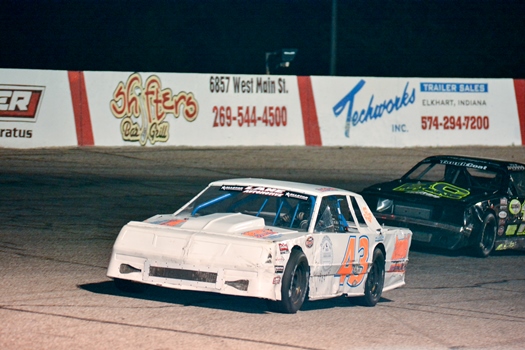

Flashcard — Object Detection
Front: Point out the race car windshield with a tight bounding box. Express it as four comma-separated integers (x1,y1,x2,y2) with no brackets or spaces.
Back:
404,163,446,182
177,185,316,230
510,172,525,197
404,162,503,191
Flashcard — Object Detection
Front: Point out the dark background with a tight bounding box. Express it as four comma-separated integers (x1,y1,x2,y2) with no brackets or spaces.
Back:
2,0,525,78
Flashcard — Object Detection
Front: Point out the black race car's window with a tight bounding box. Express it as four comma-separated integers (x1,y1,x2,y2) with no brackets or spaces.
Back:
405,163,445,182
406,163,503,191
444,166,470,187
466,168,502,191
510,172,525,197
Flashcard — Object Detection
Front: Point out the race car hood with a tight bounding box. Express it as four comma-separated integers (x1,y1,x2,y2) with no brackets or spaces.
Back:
362,180,497,205
108,213,302,274
142,212,300,239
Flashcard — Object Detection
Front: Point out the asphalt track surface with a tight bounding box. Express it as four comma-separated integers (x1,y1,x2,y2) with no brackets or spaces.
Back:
1,146,525,350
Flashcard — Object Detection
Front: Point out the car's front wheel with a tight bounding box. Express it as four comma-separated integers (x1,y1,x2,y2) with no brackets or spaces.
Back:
267,249,309,314
472,213,496,258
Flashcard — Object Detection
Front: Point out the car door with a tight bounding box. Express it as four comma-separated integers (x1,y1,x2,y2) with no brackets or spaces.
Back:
311,194,380,296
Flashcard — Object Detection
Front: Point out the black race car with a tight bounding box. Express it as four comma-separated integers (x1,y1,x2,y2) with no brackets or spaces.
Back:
361,155,525,257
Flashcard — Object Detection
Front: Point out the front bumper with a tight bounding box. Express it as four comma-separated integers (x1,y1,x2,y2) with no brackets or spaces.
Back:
375,213,470,250
107,252,280,300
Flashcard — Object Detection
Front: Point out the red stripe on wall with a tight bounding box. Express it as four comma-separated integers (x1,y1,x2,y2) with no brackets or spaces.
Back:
514,80,525,146
297,76,322,146
68,71,94,146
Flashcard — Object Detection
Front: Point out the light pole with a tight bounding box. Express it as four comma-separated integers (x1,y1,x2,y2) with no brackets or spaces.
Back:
330,0,337,75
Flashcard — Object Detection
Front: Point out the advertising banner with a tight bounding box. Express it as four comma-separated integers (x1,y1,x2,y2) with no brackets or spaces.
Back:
1,68,523,148
0,69,77,148
84,71,304,147
311,77,521,147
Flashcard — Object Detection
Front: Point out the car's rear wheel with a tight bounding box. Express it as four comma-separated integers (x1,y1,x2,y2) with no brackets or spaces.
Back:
352,247,385,307
472,213,496,258
267,249,309,314
114,278,149,293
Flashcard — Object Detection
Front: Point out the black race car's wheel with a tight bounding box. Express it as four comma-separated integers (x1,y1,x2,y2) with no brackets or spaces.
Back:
114,278,149,293
472,213,497,258
267,250,309,314
352,247,385,307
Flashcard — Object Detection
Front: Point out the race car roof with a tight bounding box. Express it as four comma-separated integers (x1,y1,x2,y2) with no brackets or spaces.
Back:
209,178,358,197
420,155,525,172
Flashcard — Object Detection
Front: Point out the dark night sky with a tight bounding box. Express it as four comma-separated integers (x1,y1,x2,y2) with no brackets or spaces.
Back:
2,0,525,78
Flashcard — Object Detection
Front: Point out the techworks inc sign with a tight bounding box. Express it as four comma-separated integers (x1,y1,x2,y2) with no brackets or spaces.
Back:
0,85,45,122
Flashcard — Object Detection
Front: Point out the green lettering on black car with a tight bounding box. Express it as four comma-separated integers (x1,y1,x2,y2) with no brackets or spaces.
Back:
394,182,470,200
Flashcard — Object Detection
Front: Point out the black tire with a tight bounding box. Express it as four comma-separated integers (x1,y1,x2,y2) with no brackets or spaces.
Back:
472,213,496,258
114,278,149,293
353,248,385,307
267,250,309,314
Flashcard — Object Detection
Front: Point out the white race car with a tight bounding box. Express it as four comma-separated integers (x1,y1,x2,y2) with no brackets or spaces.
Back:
107,178,412,313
